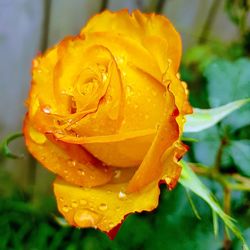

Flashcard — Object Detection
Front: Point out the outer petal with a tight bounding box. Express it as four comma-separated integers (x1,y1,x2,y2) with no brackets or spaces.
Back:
54,176,160,233
81,9,182,72
132,10,182,72
23,116,112,187
127,88,179,192
53,142,186,234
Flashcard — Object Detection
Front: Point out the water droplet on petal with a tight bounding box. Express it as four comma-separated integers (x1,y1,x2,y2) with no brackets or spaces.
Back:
114,170,121,179
62,205,70,213
80,199,87,205
29,127,47,144
74,209,100,228
77,169,85,176
67,160,76,167
59,197,64,202
42,106,51,114
165,177,171,185
126,85,133,95
99,203,108,211
109,223,115,229
145,114,149,120
118,191,127,200
72,200,78,208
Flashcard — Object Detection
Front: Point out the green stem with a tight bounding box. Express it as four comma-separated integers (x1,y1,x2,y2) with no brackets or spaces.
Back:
155,0,167,14
100,0,109,12
199,0,221,44
190,163,250,192
223,187,232,250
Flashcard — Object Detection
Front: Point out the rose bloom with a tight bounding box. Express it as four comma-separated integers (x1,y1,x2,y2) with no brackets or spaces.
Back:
23,9,192,237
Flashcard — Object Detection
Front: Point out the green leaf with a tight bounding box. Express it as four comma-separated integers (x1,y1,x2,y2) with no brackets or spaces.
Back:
179,161,248,249
184,98,250,133
53,215,70,227
185,188,201,220
205,58,250,130
0,133,24,159
212,210,218,236
228,140,250,176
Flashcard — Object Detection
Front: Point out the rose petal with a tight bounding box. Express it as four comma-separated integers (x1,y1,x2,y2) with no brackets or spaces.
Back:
23,116,112,187
81,32,162,82
127,88,179,192
53,176,160,233
132,10,182,72
81,9,181,72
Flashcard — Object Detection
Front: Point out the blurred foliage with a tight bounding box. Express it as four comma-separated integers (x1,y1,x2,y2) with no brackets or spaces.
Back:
1,2,250,250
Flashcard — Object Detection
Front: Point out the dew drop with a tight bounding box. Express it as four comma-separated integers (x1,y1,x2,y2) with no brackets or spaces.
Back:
114,170,121,179
59,197,64,202
29,127,47,144
62,205,69,213
80,199,87,205
165,177,171,185
72,200,78,208
134,104,138,109
118,191,127,200
77,169,85,176
74,209,100,228
102,72,108,81
42,106,51,114
152,91,157,97
126,85,133,95
67,160,76,167
109,223,114,229
64,169,69,174
99,203,108,211
145,114,149,120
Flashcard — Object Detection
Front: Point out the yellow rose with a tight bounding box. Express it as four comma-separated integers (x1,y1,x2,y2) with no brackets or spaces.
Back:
23,9,192,237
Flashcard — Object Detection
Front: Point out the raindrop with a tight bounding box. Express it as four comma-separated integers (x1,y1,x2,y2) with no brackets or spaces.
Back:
152,91,157,97
114,170,121,179
102,72,108,81
77,169,85,176
134,104,139,109
144,114,149,120
29,128,47,144
62,205,69,213
72,200,78,208
64,169,69,175
80,199,87,205
165,177,171,185
99,203,108,211
74,209,100,228
59,197,64,202
118,191,127,200
109,223,114,229
126,85,133,95
147,98,151,103
42,106,51,114
67,160,76,167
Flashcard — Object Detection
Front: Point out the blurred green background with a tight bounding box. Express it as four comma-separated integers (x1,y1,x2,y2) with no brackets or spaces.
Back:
0,0,250,249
